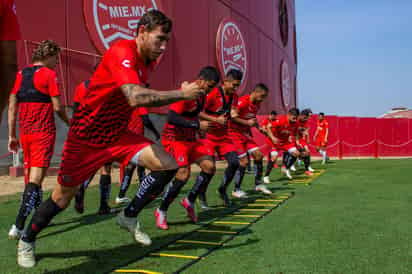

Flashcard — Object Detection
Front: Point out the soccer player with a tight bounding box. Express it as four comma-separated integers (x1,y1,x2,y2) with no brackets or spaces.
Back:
7,40,70,240
262,111,279,184
154,66,220,230
296,109,315,175
116,106,160,205
0,0,20,125
266,108,300,180
16,10,204,268
314,112,329,164
230,83,271,197
193,69,243,207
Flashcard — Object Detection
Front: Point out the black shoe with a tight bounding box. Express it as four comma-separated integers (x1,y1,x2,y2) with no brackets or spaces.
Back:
98,204,112,215
74,193,84,214
218,187,232,207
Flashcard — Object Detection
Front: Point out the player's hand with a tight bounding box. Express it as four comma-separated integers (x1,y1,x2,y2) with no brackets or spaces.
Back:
215,115,227,125
271,137,280,144
8,137,19,153
181,81,204,100
247,118,258,127
199,120,210,131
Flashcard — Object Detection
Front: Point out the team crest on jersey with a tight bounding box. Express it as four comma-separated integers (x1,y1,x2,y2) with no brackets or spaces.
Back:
216,18,248,92
281,60,292,109
83,0,160,54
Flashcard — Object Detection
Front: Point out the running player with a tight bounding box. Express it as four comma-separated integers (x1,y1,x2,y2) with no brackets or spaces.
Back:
262,110,279,184
296,109,315,175
7,40,70,240
192,69,243,207
17,10,204,268
266,108,300,180
0,0,20,125
154,66,220,230
230,83,271,197
314,112,329,164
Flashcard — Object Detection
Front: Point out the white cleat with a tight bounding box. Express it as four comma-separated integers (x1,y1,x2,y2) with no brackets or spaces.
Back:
285,169,293,180
17,239,36,268
232,189,248,199
290,165,297,172
308,166,315,172
263,176,271,184
117,211,152,246
8,224,23,240
115,196,131,205
255,184,272,194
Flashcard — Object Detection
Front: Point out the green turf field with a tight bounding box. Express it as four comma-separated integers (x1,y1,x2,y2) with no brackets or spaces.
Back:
1,159,412,273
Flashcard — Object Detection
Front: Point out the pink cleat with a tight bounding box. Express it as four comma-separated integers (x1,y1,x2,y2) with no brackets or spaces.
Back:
305,171,314,176
180,198,198,223
154,209,168,230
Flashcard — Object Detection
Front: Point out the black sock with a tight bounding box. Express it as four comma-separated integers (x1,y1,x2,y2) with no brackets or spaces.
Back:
254,160,263,185
119,165,135,198
137,166,146,183
124,169,177,217
75,184,85,205
99,174,111,208
22,198,64,242
15,183,41,230
220,152,240,190
303,156,311,170
188,171,214,204
159,179,186,211
234,166,246,191
286,154,297,169
283,152,290,166
265,160,274,177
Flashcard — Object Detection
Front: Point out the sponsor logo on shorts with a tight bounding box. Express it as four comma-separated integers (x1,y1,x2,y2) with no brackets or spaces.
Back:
216,18,248,92
84,0,160,54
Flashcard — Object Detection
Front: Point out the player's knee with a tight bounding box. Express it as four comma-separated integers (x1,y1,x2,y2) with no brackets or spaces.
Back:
200,160,216,174
51,185,79,209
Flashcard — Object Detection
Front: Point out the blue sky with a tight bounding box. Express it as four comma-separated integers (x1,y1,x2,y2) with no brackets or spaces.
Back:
296,0,412,117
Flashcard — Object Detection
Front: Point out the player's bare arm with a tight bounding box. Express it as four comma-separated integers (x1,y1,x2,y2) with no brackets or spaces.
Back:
121,81,202,107
51,96,70,126
199,112,227,125
7,94,19,152
266,123,279,144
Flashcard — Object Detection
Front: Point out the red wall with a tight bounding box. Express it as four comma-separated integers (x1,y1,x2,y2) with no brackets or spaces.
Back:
15,0,297,114
253,115,412,158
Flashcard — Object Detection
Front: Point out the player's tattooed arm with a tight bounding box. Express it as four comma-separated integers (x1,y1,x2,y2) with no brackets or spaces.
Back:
121,82,203,107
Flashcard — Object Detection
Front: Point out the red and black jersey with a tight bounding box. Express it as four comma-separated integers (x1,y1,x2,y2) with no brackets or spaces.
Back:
69,39,156,147
229,94,260,135
270,115,298,144
72,80,90,113
203,87,238,137
128,107,148,135
11,65,60,135
162,96,205,142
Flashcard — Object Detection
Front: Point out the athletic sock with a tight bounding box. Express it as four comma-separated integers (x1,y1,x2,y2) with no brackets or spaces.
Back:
159,179,186,211
15,183,41,230
303,156,311,170
265,160,275,177
124,169,177,218
254,160,263,186
234,166,246,191
286,154,297,169
220,152,240,190
99,174,111,208
137,166,146,183
118,165,135,198
188,171,214,204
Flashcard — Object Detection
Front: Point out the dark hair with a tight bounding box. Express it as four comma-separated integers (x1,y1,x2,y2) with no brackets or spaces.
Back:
254,83,269,92
319,112,325,116
301,108,312,116
198,66,220,83
32,40,60,62
226,69,243,81
270,110,277,116
288,107,300,116
136,10,172,35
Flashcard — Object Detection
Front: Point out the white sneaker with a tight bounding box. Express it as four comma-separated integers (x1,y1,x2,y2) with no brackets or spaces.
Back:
308,166,315,172
232,189,248,198
8,224,23,240
17,239,36,268
263,176,271,184
285,169,293,180
117,211,152,246
115,196,131,205
255,184,272,194
290,165,296,172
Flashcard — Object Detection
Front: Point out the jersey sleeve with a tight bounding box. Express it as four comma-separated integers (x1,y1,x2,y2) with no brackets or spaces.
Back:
136,107,149,116
203,91,215,112
324,121,329,128
10,71,22,95
47,70,60,97
235,96,248,113
231,94,239,108
106,43,141,87
169,100,187,114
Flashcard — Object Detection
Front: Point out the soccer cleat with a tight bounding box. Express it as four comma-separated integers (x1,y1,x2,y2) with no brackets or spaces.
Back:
8,224,23,240
232,189,248,198
117,211,152,246
263,176,271,184
199,199,210,210
17,239,36,268
290,165,297,172
308,166,315,172
218,187,232,207
115,196,131,205
74,193,85,214
154,209,168,230
180,198,198,223
305,171,314,176
282,168,293,180
255,184,272,194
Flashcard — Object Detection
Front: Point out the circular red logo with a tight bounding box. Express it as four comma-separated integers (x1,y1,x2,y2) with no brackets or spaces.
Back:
281,60,293,109
83,0,160,54
216,18,248,92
